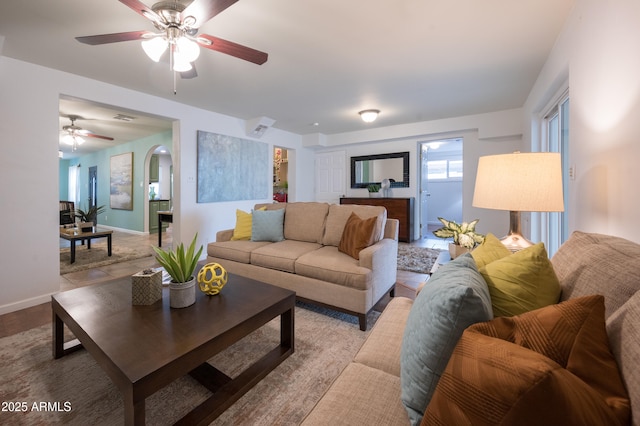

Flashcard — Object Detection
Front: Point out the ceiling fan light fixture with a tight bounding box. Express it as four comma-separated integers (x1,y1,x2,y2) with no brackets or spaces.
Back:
359,109,380,123
142,37,168,62
172,54,193,72
176,37,200,62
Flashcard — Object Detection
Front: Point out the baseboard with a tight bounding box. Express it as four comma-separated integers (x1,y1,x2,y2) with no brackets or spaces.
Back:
97,224,146,236
0,293,53,316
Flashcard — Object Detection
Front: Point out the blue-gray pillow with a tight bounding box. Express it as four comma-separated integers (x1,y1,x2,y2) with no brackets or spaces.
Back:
400,253,493,425
251,208,285,242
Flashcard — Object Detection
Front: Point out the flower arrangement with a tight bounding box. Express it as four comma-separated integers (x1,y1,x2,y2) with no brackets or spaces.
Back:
433,217,485,249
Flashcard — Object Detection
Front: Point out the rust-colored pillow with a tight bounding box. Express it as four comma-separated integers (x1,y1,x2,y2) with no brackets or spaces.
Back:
423,296,630,426
338,212,377,260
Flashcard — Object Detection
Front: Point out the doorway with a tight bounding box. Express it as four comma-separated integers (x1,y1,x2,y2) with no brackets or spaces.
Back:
273,147,289,202
88,166,97,208
419,138,463,240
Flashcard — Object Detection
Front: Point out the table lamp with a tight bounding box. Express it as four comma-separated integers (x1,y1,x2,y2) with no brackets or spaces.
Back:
472,152,564,252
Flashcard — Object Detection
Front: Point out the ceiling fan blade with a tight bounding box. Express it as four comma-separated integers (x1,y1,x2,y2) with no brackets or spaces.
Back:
118,0,160,21
76,30,149,45
84,133,114,141
182,0,239,28
199,34,268,65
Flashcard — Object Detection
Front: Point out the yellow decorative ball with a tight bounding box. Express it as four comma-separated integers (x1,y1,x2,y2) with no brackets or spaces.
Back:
197,263,228,295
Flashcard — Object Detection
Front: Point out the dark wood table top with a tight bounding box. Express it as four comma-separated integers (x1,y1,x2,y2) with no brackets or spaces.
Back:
52,273,295,385
59,228,113,240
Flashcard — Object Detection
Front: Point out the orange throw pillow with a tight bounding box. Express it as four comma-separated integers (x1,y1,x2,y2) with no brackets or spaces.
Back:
338,212,377,260
423,296,630,426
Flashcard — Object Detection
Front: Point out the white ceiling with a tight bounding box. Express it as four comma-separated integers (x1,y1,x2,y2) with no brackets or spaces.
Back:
1,0,574,149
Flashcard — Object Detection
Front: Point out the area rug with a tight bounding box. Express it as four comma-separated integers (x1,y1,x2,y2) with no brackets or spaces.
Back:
60,245,153,275
0,302,378,425
397,243,443,274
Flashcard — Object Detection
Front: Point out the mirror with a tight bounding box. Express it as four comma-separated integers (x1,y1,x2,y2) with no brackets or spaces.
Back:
351,151,410,188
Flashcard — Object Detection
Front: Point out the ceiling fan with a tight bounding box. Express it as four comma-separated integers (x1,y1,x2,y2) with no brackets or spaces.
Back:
60,115,114,151
75,0,268,88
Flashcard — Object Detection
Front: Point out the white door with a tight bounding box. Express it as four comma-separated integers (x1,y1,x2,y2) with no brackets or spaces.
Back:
315,151,345,203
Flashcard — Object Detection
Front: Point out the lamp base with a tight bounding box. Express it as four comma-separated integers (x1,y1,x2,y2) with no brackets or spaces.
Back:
500,233,534,253
500,211,533,252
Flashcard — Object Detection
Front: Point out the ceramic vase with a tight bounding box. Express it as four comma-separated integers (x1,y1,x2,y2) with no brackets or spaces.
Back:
449,243,470,260
169,277,196,308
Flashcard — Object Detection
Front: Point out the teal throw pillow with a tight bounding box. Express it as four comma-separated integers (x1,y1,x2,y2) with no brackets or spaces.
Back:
400,253,493,425
251,208,285,242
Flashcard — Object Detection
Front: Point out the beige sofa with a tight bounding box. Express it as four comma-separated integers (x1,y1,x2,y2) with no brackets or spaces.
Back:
302,231,640,425
207,202,399,331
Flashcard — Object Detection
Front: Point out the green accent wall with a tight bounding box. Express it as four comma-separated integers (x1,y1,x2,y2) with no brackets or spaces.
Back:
59,159,70,200
58,130,172,232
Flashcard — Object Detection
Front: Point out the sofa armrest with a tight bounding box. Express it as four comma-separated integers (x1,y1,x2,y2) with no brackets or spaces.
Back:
216,229,234,242
383,218,399,241
359,237,399,302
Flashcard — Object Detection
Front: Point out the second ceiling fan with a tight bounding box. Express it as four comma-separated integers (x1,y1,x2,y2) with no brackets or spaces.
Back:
75,0,268,83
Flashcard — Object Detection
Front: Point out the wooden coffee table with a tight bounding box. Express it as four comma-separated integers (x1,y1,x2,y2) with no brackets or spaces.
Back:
59,228,113,264
51,273,295,425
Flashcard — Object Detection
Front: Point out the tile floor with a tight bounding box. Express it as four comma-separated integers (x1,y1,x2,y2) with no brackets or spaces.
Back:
1,227,448,338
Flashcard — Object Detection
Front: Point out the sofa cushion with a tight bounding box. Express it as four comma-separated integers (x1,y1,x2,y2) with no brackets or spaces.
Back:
479,242,561,317
284,202,329,244
400,254,493,425
301,362,408,426
607,290,640,424
552,231,640,318
338,212,378,260
251,208,285,242
354,296,413,377
295,246,372,291
470,232,511,269
423,296,630,426
207,240,272,264
323,204,387,246
251,240,321,273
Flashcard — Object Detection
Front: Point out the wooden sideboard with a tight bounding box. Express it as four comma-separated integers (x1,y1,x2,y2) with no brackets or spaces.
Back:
340,197,415,242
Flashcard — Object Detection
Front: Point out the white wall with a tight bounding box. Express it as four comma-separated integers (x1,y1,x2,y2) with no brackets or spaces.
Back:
0,56,306,314
523,0,640,243
312,110,524,240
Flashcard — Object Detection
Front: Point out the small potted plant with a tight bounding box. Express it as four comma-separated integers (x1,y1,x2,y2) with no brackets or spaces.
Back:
367,183,382,198
153,233,203,308
433,217,485,259
75,204,106,231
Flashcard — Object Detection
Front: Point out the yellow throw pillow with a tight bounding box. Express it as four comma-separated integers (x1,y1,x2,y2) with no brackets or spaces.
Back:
471,233,512,269
230,207,266,241
479,242,561,317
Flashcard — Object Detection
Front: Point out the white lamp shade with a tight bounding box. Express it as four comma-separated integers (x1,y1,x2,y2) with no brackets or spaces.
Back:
172,53,193,72
473,152,564,212
176,37,200,63
142,37,168,62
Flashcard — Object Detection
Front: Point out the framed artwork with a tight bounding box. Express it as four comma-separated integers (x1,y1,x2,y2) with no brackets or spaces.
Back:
197,131,268,203
110,152,133,210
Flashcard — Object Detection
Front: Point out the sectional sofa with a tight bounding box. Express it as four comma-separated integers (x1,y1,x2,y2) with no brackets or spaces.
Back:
302,231,640,425
207,202,399,330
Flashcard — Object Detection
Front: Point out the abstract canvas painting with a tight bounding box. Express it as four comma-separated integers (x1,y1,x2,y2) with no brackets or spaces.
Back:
197,131,269,203
110,152,133,210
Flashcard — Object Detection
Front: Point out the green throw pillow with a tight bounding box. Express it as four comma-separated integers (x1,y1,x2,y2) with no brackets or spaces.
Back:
479,242,561,317
471,232,511,269
251,208,285,242
400,254,493,424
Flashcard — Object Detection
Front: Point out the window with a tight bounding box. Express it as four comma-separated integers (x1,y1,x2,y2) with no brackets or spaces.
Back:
427,159,462,180
541,92,569,256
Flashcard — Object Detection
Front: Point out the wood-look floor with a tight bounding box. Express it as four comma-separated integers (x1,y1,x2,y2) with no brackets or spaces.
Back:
0,228,447,338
